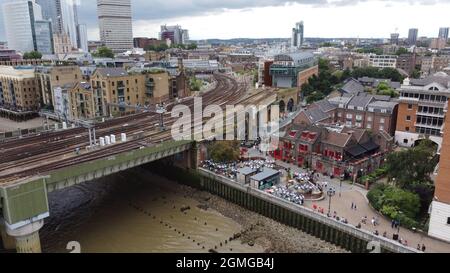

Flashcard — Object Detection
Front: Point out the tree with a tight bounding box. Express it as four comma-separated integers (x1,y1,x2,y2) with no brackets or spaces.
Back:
385,140,438,189
368,184,421,228
210,141,240,163
23,51,42,59
376,82,399,98
187,43,198,50
93,46,114,58
189,77,203,92
306,91,325,104
395,47,409,56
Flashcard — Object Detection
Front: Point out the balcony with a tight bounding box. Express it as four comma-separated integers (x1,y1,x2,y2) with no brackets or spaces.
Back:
414,122,443,130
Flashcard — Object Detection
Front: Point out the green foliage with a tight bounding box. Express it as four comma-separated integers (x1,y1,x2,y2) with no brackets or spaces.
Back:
301,59,339,103
92,46,114,58
23,51,42,59
386,140,438,189
395,47,409,55
210,141,240,163
411,69,421,79
357,47,384,55
368,184,421,228
376,82,399,98
351,67,404,82
189,77,203,92
306,91,325,104
187,43,198,50
320,42,336,47
146,43,169,52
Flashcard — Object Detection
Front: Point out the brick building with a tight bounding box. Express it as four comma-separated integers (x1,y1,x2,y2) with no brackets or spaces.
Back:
395,74,450,150
273,123,393,180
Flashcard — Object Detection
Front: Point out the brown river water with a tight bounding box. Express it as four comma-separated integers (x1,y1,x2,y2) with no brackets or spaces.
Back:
40,168,264,253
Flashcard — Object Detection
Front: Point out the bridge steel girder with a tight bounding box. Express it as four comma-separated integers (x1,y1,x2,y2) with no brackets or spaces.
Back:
0,140,196,234
44,140,195,193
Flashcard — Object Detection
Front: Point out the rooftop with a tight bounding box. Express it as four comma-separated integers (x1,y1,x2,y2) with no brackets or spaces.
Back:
95,67,128,77
250,168,280,181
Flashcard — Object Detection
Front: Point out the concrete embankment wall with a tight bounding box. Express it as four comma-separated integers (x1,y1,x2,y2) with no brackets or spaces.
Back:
147,162,418,253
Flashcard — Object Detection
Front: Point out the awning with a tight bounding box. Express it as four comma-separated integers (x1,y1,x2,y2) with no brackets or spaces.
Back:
345,145,367,158
360,141,380,153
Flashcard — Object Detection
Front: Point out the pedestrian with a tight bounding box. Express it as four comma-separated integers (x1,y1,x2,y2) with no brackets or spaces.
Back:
354,204,357,211
391,220,395,229
383,231,387,238
417,244,421,251
422,244,426,252
371,217,376,226
351,202,354,210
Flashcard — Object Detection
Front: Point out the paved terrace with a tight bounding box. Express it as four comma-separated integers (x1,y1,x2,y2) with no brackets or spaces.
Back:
244,148,450,253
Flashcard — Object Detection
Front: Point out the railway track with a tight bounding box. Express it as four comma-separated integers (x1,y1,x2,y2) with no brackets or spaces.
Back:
0,74,250,183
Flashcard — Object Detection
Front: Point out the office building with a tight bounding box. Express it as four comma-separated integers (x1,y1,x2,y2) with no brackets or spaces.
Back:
76,24,88,52
159,25,189,45
1,0,43,53
439,27,449,41
408,28,419,46
97,0,134,53
291,21,304,48
36,0,78,49
269,52,317,89
34,20,54,55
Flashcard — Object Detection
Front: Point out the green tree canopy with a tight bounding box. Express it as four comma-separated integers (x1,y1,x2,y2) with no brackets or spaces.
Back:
210,141,240,163
23,51,42,59
93,46,114,58
187,43,198,50
395,47,409,55
386,140,438,189
368,184,421,228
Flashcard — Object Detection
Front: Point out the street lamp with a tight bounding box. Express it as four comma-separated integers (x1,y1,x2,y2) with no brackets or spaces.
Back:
327,187,336,216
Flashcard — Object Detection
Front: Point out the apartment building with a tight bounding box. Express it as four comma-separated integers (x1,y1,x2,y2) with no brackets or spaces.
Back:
0,66,41,113
421,55,450,76
69,82,96,120
35,65,82,107
368,54,397,68
90,67,171,116
395,74,450,150
295,92,398,136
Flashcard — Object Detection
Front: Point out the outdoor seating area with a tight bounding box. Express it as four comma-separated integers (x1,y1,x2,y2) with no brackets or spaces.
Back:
266,185,305,205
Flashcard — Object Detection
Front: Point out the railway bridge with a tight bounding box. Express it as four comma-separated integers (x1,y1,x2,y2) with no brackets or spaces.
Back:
0,73,279,253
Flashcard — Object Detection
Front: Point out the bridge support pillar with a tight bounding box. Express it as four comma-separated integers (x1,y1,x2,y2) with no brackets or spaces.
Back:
6,220,44,253
0,223,16,250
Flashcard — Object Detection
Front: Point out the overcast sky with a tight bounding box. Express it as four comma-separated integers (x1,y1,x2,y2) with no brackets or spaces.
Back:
0,0,450,41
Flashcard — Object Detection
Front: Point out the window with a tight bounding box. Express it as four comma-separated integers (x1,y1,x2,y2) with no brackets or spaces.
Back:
406,116,411,121
346,113,353,119
406,127,410,132
337,112,342,117
403,139,408,144
447,217,450,225
380,118,385,124
367,116,373,122
367,123,372,129
408,104,413,110
56,76,59,81
379,125,385,131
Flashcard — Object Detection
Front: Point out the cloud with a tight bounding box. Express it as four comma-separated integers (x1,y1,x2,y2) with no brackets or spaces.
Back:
1,0,450,40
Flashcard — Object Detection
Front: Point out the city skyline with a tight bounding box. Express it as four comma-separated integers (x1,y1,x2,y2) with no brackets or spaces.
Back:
0,0,450,42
